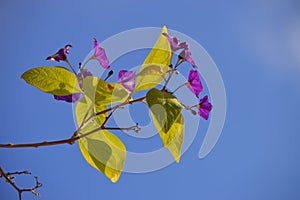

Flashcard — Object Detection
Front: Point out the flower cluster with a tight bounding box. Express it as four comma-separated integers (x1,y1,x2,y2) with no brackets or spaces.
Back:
163,33,212,120
46,34,212,119
46,39,136,103
18,28,215,186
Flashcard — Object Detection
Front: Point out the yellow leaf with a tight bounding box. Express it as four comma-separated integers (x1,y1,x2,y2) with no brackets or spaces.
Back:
75,95,126,182
135,26,171,92
151,113,184,163
78,130,126,182
95,79,129,106
21,66,82,95
146,88,184,162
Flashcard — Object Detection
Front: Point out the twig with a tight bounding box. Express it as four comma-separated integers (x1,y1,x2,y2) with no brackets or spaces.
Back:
94,96,146,119
0,96,146,149
105,123,141,133
65,59,77,75
162,57,184,91
0,166,42,200
172,82,188,94
5,171,31,176
0,126,101,149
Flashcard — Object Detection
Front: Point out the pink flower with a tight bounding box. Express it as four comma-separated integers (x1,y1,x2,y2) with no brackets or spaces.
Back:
179,47,198,68
187,70,203,98
46,44,72,62
162,33,187,52
118,70,136,92
93,38,110,69
197,96,212,120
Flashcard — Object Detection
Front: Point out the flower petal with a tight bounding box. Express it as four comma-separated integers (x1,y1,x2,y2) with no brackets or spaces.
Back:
54,93,81,103
162,33,186,52
46,44,72,62
185,48,198,68
187,70,203,98
198,95,213,120
93,38,110,69
118,70,136,92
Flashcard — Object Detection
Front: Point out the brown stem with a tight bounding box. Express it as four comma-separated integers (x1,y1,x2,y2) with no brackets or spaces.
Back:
5,171,31,176
0,167,20,195
0,167,42,200
0,95,146,149
94,96,146,117
162,70,175,90
100,110,114,129
0,127,101,149
105,123,141,133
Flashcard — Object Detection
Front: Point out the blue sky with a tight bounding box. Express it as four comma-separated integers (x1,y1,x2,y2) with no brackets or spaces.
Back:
1,0,300,199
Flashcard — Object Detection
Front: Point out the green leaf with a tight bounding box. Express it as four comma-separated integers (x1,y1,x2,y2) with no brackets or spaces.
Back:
146,88,184,162
81,76,108,122
135,26,171,92
75,97,106,129
82,76,100,102
75,98,126,182
159,114,184,162
95,79,129,106
78,130,126,183
146,88,182,133
21,66,82,95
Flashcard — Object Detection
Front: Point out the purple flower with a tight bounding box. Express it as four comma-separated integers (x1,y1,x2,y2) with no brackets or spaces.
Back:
46,44,72,62
54,69,93,103
197,96,212,120
93,38,110,69
179,47,198,68
77,69,93,88
118,70,136,92
187,70,203,98
54,93,81,103
162,33,187,52
162,33,198,68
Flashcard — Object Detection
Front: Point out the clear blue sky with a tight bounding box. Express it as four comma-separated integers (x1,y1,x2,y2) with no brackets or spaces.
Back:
1,0,300,199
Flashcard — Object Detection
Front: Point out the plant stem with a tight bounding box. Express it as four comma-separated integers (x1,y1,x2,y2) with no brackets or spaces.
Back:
0,166,42,200
65,59,77,75
162,57,184,91
80,56,93,69
162,69,175,91
0,96,146,149
0,167,20,196
172,82,188,94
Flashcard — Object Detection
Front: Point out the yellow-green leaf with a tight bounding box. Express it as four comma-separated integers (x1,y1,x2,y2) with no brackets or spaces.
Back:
146,88,184,162
78,128,126,183
83,76,100,102
75,97,106,129
158,114,184,162
21,66,82,95
81,76,108,122
135,26,171,92
95,79,129,106
76,96,126,182
146,88,182,133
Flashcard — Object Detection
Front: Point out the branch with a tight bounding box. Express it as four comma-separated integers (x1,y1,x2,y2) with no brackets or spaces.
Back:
0,127,100,148
104,123,141,133
0,96,146,149
5,170,31,176
162,58,183,91
0,166,42,200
